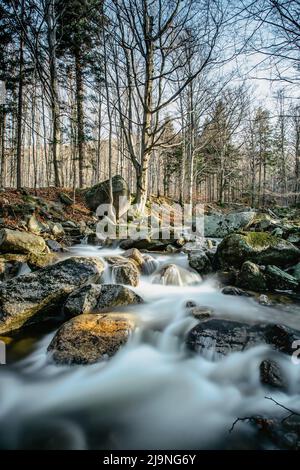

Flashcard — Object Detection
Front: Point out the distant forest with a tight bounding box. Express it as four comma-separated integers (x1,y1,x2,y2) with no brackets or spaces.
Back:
0,0,299,211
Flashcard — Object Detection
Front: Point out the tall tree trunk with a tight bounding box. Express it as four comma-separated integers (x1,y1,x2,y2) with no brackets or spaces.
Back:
0,108,6,187
46,0,60,187
135,14,154,213
16,0,25,189
75,49,85,188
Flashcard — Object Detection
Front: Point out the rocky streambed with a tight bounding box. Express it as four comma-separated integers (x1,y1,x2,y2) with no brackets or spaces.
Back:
1,197,300,449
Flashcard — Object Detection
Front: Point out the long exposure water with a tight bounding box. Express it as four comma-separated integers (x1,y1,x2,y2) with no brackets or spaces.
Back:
1,244,300,449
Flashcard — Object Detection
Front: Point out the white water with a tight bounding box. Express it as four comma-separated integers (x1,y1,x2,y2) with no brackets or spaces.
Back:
1,244,300,449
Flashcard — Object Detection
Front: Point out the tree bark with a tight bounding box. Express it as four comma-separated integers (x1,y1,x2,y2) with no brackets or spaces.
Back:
75,49,85,188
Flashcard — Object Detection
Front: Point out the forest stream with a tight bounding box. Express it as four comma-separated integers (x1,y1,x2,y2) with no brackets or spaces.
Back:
1,242,300,450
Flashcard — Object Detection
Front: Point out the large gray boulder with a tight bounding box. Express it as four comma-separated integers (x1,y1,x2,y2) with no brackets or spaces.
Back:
216,232,300,268
48,313,136,365
204,211,256,238
0,228,47,255
0,257,105,334
84,175,129,216
64,283,143,317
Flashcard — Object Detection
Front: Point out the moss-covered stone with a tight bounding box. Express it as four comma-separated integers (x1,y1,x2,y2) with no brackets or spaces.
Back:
216,232,300,268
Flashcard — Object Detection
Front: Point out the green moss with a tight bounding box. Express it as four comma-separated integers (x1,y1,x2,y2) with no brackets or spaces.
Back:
243,232,279,249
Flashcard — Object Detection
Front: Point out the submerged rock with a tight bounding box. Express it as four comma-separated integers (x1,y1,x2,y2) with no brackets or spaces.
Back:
216,232,300,269
0,257,105,334
64,283,143,317
188,306,213,321
258,294,271,306
153,264,200,286
259,359,287,390
221,286,252,297
48,313,136,365
0,228,47,255
142,254,159,275
186,319,300,359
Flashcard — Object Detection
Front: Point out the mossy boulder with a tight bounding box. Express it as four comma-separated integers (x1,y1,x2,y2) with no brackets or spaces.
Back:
0,257,105,334
64,283,143,317
216,232,300,268
0,228,47,255
236,261,267,292
47,313,136,365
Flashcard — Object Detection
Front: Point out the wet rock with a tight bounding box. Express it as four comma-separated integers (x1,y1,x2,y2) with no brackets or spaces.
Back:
189,306,213,321
112,262,140,287
221,286,252,297
142,254,159,275
119,238,167,252
258,294,271,306
105,255,131,266
236,261,267,292
153,264,200,286
46,239,63,252
216,232,300,269
64,284,143,317
265,265,299,291
85,175,129,217
186,319,266,358
259,359,287,390
188,250,212,275
0,257,105,334
186,319,300,359
185,300,198,308
251,415,300,450
0,228,47,255
264,323,300,355
48,313,136,365
204,211,256,238
122,248,145,270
